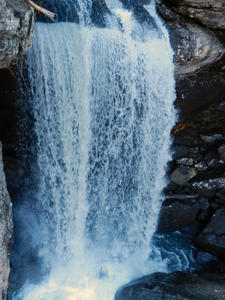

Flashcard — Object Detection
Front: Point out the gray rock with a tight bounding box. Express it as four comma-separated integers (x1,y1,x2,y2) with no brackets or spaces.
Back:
216,100,225,112
211,202,221,211
157,197,208,233
200,134,225,144
196,208,225,262
115,271,225,300
192,178,225,197
175,23,223,77
196,251,218,266
0,0,34,68
218,144,225,161
157,1,225,77
0,142,13,299
157,1,225,123
207,158,225,169
215,189,225,205
172,146,188,160
199,197,210,210
156,0,225,142
198,209,211,223
163,0,225,29
177,158,196,166
194,161,208,172
171,166,197,185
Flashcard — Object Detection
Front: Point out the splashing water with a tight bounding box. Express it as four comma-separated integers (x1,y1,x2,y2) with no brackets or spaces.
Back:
13,2,176,299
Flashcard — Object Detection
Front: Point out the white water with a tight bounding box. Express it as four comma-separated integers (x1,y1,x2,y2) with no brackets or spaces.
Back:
15,2,176,299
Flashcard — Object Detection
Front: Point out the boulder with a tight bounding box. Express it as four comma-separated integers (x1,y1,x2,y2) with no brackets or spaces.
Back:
192,178,225,197
0,0,34,68
171,166,197,185
217,100,225,112
157,196,208,233
157,2,225,77
177,158,196,166
162,0,225,29
194,161,208,172
215,189,225,205
196,208,225,262
157,1,225,122
0,142,13,299
218,144,225,161
115,271,225,300
201,134,225,145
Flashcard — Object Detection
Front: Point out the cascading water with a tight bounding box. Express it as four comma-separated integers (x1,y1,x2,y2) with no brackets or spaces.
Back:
11,1,176,299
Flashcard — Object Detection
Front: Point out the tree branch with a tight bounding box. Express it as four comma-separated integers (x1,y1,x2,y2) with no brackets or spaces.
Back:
25,0,55,21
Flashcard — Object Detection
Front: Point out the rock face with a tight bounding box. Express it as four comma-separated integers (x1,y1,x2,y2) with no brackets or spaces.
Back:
157,196,208,233
157,1,225,76
163,0,225,29
115,271,225,300
171,166,197,185
0,0,34,68
0,1,34,297
196,208,225,262
157,0,225,122
156,0,225,270
0,142,13,299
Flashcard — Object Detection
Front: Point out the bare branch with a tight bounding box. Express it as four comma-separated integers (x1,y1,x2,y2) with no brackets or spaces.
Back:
25,0,55,21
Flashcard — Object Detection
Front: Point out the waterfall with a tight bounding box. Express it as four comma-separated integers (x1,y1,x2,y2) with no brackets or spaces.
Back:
12,1,176,299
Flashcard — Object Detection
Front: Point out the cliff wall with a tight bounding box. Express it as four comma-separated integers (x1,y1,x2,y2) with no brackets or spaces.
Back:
156,0,225,263
0,0,34,297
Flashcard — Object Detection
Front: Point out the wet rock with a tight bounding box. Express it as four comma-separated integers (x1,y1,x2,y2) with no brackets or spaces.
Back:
171,166,197,185
197,209,211,223
196,251,218,266
215,198,225,206
0,0,34,68
218,144,225,161
157,1,225,123
207,158,224,169
157,2,225,76
172,145,188,160
199,197,209,210
177,158,196,166
164,182,180,194
158,202,199,233
211,202,221,211
91,0,111,27
0,141,13,298
215,189,225,205
216,100,225,112
201,134,225,145
163,0,225,29
157,0,225,271
192,178,225,197
188,147,203,157
199,260,225,274
115,271,225,300
196,208,225,262
194,161,208,172
204,151,219,167
157,197,208,233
